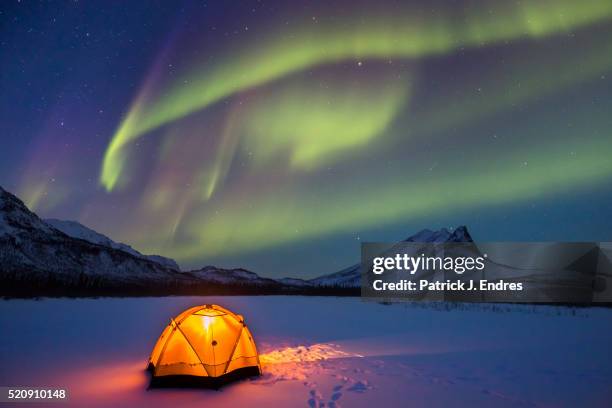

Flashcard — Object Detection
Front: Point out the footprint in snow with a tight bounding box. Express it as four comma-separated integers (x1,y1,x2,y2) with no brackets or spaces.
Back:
309,389,323,399
330,384,343,402
307,391,325,408
347,380,372,393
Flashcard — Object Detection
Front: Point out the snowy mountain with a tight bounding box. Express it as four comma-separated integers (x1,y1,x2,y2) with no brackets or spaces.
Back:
186,266,281,287
0,185,480,296
45,218,179,270
0,186,194,294
0,185,300,296
277,277,313,287
309,226,474,288
308,264,362,288
403,226,473,243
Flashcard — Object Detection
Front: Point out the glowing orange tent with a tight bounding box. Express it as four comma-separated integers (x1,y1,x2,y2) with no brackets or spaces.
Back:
148,304,261,384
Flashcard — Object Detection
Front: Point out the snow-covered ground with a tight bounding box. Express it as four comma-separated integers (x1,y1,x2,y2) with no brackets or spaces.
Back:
1,296,611,407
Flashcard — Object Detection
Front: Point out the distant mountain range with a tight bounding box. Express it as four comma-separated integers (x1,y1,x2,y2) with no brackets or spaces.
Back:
0,186,198,296
0,185,471,297
308,226,473,288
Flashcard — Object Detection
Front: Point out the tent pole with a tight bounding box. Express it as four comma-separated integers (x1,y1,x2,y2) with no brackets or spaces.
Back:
222,325,244,375
173,318,211,376
154,320,176,371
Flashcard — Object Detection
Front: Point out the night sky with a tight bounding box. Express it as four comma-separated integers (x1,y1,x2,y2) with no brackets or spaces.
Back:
2,0,612,278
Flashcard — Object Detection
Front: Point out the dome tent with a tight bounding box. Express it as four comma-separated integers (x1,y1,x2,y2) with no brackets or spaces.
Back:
148,304,261,387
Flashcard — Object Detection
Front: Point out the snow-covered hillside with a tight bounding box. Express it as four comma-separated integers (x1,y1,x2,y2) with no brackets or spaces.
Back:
187,266,281,286
0,186,192,291
277,277,312,287
1,185,483,295
45,218,179,270
0,186,287,295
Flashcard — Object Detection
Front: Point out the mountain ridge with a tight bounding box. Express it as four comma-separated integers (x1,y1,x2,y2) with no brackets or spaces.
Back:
0,186,194,292
44,218,180,270
0,185,472,296
0,185,312,296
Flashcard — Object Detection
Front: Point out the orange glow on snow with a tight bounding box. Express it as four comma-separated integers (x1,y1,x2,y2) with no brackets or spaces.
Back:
260,343,362,364
62,360,147,399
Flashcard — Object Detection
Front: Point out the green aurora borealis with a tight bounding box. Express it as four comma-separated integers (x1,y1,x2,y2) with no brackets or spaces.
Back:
4,0,612,276
101,0,612,190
